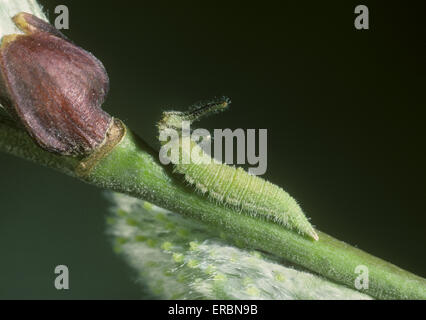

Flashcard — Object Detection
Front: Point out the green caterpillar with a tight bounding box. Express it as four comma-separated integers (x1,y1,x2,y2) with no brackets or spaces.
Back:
158,97,318,241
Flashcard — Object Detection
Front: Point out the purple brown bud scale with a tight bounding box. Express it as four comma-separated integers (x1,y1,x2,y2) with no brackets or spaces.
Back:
0,12,112,156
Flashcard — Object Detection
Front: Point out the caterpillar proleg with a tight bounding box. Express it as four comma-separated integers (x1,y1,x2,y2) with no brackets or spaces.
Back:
158,97,318,241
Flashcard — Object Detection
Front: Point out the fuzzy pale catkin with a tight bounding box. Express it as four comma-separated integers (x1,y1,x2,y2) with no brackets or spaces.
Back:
107,192,371,299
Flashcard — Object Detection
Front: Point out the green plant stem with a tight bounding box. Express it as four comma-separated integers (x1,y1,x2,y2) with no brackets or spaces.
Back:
1,115,425,300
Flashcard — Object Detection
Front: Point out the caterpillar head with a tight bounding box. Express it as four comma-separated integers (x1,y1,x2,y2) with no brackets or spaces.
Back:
158,97,231,133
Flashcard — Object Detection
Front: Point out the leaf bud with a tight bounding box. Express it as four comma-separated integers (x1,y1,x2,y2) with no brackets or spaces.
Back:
0,12,112,156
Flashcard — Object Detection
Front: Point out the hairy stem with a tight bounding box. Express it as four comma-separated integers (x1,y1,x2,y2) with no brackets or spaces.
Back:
1,116,425,299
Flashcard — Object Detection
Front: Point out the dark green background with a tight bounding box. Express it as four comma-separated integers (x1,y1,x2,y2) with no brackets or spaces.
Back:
0,0,425,299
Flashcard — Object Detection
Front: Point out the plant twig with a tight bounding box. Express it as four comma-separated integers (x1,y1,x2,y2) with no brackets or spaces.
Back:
1,116,425,299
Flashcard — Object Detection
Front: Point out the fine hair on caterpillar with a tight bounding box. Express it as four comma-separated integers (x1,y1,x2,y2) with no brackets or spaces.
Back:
157,97,318,241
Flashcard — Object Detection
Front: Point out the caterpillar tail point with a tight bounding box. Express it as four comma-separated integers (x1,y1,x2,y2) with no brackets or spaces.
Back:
310,229,319,241
301,222,319,241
